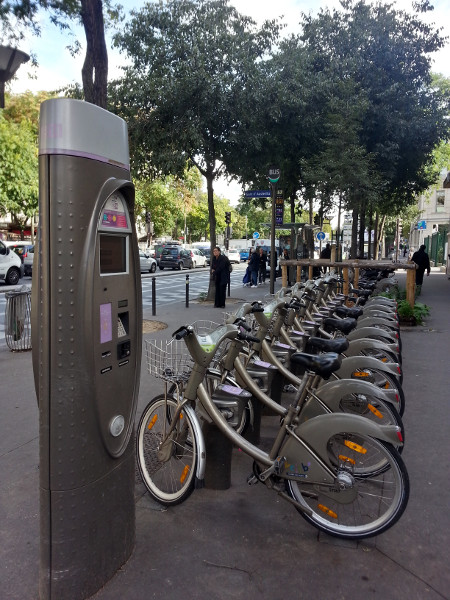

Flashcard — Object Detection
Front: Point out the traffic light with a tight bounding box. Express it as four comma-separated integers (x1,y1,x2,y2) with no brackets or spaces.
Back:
145,211,151,223
314,214,320,225
225,211,231,224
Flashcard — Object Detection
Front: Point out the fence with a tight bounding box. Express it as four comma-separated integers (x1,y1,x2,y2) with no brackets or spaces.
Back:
279,259,416,306
424,227,448,266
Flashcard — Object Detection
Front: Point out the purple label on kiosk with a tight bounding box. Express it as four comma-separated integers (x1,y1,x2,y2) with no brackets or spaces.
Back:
100,303,113,344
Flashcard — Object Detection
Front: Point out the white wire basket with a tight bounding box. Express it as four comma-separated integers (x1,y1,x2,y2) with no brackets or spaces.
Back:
190,320,221,335
145,339,193,383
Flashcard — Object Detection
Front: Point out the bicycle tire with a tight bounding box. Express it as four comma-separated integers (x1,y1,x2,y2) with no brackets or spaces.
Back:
338,393,405,450
287,437,409,540
350,368,405,416
136,395,199,506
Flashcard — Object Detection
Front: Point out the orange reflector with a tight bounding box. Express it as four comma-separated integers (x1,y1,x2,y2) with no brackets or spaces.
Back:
381,357,387,363
384,382,390,389
344,440,367,454
339,455,356,465
180,465,190,483
354,370,369,378
368,404,383,419
318,504,338,519
147,415,158,430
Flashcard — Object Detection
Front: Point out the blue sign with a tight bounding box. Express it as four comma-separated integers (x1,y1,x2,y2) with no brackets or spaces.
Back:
417,220,426,230
244,190,271,198
316,231,326,241
253,232,260,239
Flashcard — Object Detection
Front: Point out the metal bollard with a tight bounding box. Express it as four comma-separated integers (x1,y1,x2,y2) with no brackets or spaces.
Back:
152,277,156,316
185,274,189,308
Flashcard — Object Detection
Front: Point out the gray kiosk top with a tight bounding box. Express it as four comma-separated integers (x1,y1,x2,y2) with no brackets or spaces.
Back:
39,98,130,170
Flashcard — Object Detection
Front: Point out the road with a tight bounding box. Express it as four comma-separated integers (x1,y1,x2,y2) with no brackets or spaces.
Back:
0,264,249,349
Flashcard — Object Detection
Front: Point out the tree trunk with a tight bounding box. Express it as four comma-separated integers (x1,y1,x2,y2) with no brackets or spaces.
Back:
373,212,379,259
351,207,358,259
80,0,108,108
206,168,217,302
358,200,366,258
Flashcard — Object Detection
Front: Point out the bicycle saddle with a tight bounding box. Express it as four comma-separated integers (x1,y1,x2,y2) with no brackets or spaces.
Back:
290,351,341,379
323,317,357,335
334,305,364,319
306,336,349,354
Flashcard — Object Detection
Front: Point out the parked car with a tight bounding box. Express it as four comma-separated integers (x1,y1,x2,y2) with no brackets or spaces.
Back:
0,240,23,285
239,248,250,261
159,246,193,270
187,248,207,268
226,249,241,264
4,241,34,266
139,250,157,273
197,247,211,265
23,245,34,276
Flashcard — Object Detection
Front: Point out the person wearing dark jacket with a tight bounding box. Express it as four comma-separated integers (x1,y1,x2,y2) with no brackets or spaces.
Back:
320,243,331,273
258,248,267,284
211,246,229,308
411,244,431,291
248,248,260,287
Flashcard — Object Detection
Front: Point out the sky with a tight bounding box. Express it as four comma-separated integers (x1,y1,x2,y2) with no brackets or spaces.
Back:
5,0,450,204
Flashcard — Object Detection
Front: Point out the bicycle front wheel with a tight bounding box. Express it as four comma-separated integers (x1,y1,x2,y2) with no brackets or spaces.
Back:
287,435,409,540
137,395,199,506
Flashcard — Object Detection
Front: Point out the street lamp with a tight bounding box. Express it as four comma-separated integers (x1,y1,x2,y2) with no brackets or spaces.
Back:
0,46,30,108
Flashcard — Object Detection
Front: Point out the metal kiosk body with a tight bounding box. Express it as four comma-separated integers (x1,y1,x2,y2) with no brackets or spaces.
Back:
32,99,142,600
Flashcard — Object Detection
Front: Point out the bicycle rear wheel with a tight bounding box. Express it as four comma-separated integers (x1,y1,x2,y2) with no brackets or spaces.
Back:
286,436,409,540
351,368,405,416
137,395,199,506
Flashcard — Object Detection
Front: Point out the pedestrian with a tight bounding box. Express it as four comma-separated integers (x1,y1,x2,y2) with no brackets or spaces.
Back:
248,248,260,288
320,243,331,273
411,244,431,293
210,246,229,308
258,248,267,284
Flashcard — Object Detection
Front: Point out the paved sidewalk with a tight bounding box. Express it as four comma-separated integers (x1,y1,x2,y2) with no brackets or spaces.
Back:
1,270,449,600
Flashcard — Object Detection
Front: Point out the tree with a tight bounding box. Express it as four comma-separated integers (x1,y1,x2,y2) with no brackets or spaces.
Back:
112,0,280,297
1,0,115,108
297,0,450,255
0,111,38,235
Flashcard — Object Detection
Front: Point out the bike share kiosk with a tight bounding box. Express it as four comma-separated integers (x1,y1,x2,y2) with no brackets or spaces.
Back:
32,99,142,600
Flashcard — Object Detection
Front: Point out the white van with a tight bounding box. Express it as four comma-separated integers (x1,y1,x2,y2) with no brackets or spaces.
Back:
0,240,23,285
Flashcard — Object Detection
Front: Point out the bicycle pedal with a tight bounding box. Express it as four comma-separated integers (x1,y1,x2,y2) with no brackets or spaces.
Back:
247,473,259,486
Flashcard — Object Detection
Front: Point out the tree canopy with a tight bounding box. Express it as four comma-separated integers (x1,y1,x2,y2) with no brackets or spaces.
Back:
112,0,281,248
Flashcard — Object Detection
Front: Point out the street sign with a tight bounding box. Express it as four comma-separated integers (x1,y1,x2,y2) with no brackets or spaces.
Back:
316,231,326,241
275,194,284,226
253,232,260,239
244,190,271,198
268,167,281,184
417,220,426,230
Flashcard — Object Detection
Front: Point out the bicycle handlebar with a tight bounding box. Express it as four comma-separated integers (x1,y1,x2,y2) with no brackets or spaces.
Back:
173,326,190,340
237,331,260,344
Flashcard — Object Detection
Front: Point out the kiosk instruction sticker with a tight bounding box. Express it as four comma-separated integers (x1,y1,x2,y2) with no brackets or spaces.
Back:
100,303,113,344
100,192,129,230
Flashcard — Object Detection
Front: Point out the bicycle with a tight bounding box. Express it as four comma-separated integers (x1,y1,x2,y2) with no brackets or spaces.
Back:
137,322,409,540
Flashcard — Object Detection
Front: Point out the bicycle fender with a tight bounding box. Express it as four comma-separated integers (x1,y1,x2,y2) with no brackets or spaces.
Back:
346,338,400,358
182,403,206,486
361,309,398,322
295,413,402,471
336,356,401,381
347,326,397,343
356,316,399,330
315,378,399,410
